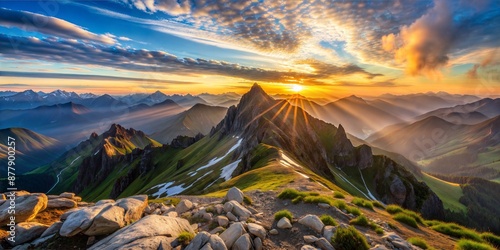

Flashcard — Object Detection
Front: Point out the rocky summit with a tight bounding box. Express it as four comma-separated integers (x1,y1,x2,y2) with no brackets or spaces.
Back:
0,186,463,250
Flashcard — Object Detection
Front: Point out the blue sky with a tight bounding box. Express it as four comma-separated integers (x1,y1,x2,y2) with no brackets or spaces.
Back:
0,0,498,97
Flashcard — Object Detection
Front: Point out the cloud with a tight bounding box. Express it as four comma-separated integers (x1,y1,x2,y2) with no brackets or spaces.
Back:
0,8,115,44
0,83,29,87
335,79,409,88
0,71,196,84
0,34,381,85
466,49,500,79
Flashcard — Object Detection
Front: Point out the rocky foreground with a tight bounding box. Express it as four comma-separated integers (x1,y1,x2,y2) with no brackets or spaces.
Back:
0,188,441,250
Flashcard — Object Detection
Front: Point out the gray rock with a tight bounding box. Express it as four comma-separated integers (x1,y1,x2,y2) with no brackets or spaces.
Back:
215,204,224,214
277,217,292,229
119,235,173,249
95,199,115,206
227,212,238,221
298,214,324,234
225,187,244,204
254,237,263,250
301,245,318,250
233,233,252,250
167,211,178,217
225,200,252,219
85,205,125,236
304,235,318,243
269,229,279,235
59,192,75,199
247,222,266,240
185,231,211,250
0,193,48,224
223,202,234,213
201,243,214,250
47,195,59,199
208,234,227,250
219,222,246,248
10,222,49,246
210,226,225,234
60,208,80,221
370,244,390,250
315,237,335,250
89,215,193,250
323,226,336,242
217,215,229,227
318,203,331,209
47,198,77,209
115,195,148,224
382,232,411,250
40,221,63,238
60,203,111,237
176,199,194,214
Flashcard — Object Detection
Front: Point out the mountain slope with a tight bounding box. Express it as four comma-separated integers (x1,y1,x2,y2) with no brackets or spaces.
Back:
415,98,500,124
368,115,500,180
0,128,64,174
150,103,227,144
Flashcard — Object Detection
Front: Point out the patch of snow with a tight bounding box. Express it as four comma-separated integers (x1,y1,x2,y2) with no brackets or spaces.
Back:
220,159,242,181
189,138,242,177
151,181,192,198
94,150,100,155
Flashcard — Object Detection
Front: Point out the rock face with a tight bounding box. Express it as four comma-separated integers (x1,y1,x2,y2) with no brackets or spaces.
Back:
10,222,49,246
89,215,193,250
60,203,112,237
0,192,48,224
226,187,244,204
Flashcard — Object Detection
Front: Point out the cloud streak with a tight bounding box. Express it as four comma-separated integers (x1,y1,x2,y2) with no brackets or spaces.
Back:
0,8,115,44
0,34,381,85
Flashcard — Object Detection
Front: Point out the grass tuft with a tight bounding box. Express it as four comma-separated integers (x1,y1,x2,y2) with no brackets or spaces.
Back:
455,239,495,250
408,237,429,249
386,204,404,214
393,212,418,228
350,214,370,227
177,231,194,245
430,222,483,242
332,225,370,250
372,201,384,209
346,206,361,216
333,192,345,199
274,209,293,221
333,200,347,210
243,195,253,205
375,227,384,235
352,197,374,210
320,214,337,226
303,195,334,206
481,232,500,248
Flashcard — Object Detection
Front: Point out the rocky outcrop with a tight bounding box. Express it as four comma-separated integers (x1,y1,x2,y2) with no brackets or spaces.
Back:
88,215,193,250
0,192,47,224
10,222,49,246
170,133,204,149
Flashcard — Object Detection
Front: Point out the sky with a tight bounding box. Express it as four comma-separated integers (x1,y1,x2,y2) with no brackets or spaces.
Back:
0,0,499,98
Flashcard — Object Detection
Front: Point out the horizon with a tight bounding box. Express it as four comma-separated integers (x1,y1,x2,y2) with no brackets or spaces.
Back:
0,1,499,97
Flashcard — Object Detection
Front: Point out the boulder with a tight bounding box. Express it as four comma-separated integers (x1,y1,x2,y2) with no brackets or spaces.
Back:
225,201,252,219
185,232,211,250
167,211,178,217
217,215,229,227
47,198,77,209
304,235,318,243
298,214,324,234
89,215,193,250
277,217,292,229
301,245,318,250
225,187,244,204
233,233,252,250
0,193,48,224
254,237,263,250
223,202,234,213
176,199,194,214
47,195,60,199
116,235,173,249
318,203,331,209
41,221,63,238
60,208,80,221
95,199,115,206
10,222,49,246
85,205,125,236
370,244,390,250
115,195,148,224
60,203,111,237
59,192,75,199
247,223,266,240
382,232,411,250
227,212,238,221
323,226,336,241
269,229,278,235
219,222,246,248
315,237,335,250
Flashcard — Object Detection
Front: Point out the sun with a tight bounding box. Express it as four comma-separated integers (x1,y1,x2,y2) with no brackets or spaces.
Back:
291,84,303,92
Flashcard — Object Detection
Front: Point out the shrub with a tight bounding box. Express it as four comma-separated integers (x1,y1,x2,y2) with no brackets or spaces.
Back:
177,231,194,245
386,204,403,214
455,239,495,250
333,192,345,199
332,225,370,250
431,223,482,242
393,213,418,228
278,188,302,199
346,206,361,216
372,201,384,209
274,209,293,221
424,220,442,227
375,227,384,235
352,197,374,210
408,237,429,249
333,200,347,210
243,195,253,205
402,209,424,224
481,233,500,248
350,214,370,227
292,196,303,204
320,214,337,226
